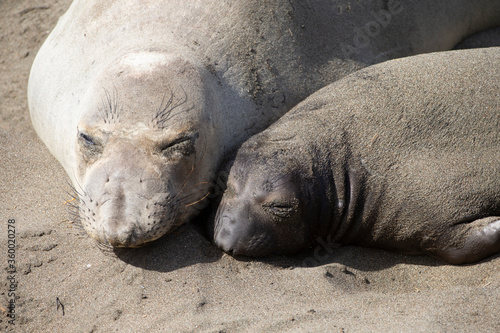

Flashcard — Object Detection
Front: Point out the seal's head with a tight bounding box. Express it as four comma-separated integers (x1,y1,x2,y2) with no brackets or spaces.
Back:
75,52,219,247
213,135,316,256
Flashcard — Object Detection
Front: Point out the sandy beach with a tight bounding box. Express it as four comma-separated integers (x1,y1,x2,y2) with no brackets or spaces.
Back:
1,1,499,332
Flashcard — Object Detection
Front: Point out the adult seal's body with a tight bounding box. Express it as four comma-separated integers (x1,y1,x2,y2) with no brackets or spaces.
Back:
28,1,500,247
214,48,500,265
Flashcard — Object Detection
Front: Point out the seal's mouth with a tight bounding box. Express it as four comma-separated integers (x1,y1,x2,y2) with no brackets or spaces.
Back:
96,209,180,248
77,184,210,248
103,239,154,249
214,221,275,257
104,229,143,248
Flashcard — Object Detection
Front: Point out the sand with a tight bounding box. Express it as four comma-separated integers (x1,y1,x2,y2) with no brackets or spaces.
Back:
1,1,499,332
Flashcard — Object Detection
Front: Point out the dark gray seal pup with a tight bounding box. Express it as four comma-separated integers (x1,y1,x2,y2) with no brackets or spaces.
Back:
28,0,500,247
213,47,500,265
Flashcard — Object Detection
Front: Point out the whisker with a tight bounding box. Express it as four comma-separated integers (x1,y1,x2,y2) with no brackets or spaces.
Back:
64,179,83,197
112,86,119,121
98,88,120,124
152,87,174,124
179,181,212,193
172,165,196,201
158,89,174,115
104,89,112,122
61,188,78,202
98,104,109,124
66,210,80,217
214,199,227,236
63,197,76,205
65,206,80,215
72,176,88,198
99,198,111,206
185,192,211,207
59,181,82,224
105,90,113,115
152,86,191,129
65,202,80,210
95,240,117,256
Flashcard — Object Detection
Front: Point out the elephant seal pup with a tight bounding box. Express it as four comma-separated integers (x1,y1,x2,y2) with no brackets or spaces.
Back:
214,47,500,265
28,1,500,247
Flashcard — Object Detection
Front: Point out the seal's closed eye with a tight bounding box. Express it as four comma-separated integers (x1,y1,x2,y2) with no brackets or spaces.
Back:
79,132,95,146
77,130,104,162
262,200,297,219
160,132,198,157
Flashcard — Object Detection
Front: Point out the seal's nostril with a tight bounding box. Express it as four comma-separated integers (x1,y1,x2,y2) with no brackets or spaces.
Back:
220,216,235,226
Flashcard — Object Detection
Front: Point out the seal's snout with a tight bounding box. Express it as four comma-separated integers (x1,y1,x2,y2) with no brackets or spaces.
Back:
102,221,141,248
79,150,173,248
104,229,132,247
214,214,274,257
213,216,241,254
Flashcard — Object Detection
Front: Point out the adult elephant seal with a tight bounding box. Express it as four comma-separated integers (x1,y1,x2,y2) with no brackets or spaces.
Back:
28,1,500,248
213,47,500,265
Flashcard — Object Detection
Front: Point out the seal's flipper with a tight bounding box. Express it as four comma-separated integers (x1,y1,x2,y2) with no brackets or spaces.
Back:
434,217,500,265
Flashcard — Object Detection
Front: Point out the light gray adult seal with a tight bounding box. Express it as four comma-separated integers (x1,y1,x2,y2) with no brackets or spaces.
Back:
28,0,500,247
214,47,500,265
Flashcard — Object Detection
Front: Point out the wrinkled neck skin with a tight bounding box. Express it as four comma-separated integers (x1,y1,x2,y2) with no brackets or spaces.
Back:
310,156,371,248
285,137,379,250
